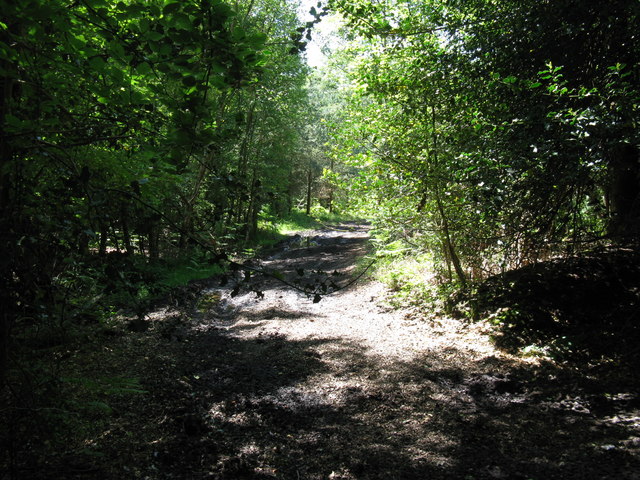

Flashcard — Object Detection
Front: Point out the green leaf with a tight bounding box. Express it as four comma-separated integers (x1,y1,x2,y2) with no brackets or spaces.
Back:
231,28,245,41
247,32,267,45
208,75,228,89
86,0,109,8
211,1,235,18
150,41,172,56
108,41,126,59
168,128,192,145
163,2,181,16
126,3,145,16
146,29,164,42
203,61,222,74
68,34,86,50
88,56,107,72
4,114,23,128
136,61,153,75
172,13,191,30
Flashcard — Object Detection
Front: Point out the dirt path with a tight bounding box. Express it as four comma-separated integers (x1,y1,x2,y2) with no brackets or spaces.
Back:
86,224,640,479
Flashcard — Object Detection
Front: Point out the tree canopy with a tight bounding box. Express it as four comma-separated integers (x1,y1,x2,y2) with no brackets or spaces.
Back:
1,0,323,380
325,0,639,283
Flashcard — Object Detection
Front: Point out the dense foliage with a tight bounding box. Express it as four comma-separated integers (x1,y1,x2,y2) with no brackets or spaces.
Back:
0,0,338,384
326,0,639,284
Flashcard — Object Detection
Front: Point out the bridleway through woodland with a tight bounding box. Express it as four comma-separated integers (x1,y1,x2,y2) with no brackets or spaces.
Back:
89,223,639,480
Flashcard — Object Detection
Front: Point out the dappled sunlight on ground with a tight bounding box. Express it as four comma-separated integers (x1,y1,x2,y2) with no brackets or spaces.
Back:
28,224,639,479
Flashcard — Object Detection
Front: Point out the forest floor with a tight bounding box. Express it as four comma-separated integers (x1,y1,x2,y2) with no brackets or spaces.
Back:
9,223,640,480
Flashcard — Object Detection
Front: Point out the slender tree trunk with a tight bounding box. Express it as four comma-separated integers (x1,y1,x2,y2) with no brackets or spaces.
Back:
99,223,108,255
244,170,260,242
442,240,453,282
238,102,256,177
179,162,207,250
435,189,467,287
607,143,640,239
77,230,90,255
0,57,16,385
328,157,335,213
148,224,159,260
110,221,121,252
178,209,193,251
430,103,466,286
306,169,312,215
120,204,134,255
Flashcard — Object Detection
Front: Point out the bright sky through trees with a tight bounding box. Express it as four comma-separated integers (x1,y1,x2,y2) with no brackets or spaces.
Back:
297,0,342,67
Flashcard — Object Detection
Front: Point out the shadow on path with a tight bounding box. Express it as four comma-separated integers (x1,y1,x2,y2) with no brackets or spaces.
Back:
50,224,639,480
125,321,640,480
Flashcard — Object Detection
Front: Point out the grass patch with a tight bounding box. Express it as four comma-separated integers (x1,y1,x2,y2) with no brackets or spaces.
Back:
378,255,438,305
271,209,324,234
93,252,224,314
156,259,224,288
308,205,362,225
365,238,448,314
254,206,364,252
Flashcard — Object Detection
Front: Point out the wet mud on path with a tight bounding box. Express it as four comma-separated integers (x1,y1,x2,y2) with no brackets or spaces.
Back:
46,223,640,479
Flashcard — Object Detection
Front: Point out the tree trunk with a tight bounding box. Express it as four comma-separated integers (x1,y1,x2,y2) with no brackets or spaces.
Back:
77,230,90,255
0,309,8,388
99,223,108,255
244,172,260,242
607,144,640,239
429,103,467,286
110,220,121,252
148,223,159,260
120,204,134,256
0,62,16,385
328,157,335,213
306,169,312,215
237,102,256,177
442,240,453,282
435,190,467,287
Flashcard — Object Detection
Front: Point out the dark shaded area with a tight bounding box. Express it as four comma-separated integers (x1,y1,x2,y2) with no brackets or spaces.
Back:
457,246,640,361
15,317,638,480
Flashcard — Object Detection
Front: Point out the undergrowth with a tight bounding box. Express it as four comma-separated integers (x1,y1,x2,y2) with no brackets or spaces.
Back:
2,207,368,475
254,206,361,252
370,240,445,314
1,248,224,474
